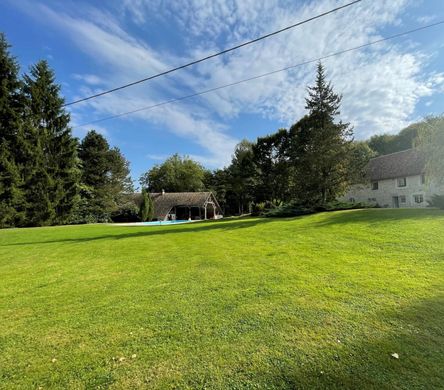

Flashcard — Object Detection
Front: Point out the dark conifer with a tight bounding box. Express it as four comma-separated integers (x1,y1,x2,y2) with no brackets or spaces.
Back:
0,33,25,227
22,60,80,225
289,62,353,206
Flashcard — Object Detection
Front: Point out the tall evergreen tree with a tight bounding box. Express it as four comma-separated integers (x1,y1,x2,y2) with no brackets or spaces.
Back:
108,147,134,205
78,130,113,221
78,130,133,222
22,60,79,225
289,62,353,206
139,188,153,222
0,33,25,227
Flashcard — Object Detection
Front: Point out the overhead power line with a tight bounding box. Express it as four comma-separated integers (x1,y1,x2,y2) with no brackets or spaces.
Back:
64,0,362,107
73,20,444,129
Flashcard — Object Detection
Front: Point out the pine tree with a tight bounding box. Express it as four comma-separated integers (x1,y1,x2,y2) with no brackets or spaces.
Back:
108,147,134,208
139,188,152,222
147,193,154,221
0,143,24,227
0,33,25,227
78,130,113,221
22,60,80,225
289,62,353,206
78,130,133,222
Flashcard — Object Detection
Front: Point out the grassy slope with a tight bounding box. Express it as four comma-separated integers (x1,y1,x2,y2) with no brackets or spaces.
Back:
0,209,443,389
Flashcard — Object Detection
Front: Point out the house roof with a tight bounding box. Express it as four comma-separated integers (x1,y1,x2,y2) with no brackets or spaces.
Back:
367,149,425,181
150,192,209,219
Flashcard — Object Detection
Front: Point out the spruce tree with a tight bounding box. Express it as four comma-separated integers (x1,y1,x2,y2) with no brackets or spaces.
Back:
0,33,25,227
147,192,154,221
139,188,152,222
0,143,23,227
78,130,112,221
108,147,134,209
78,130,133,222
22,60,80,225
289,62,352,206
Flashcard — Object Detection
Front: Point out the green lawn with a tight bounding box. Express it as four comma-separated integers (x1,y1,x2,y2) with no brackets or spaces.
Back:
0,209,443,389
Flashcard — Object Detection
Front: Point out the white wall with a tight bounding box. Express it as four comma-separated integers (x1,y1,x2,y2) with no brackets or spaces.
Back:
341,175,444,208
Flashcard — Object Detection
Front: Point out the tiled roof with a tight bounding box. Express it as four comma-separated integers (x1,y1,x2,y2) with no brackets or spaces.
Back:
367,149,425,181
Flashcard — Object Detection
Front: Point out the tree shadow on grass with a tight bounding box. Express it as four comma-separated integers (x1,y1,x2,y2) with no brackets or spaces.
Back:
253,294,444,389
311,208,444,227
1,217,275,247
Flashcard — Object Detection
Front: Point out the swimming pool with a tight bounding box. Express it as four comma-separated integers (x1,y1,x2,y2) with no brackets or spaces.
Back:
141,220,193,226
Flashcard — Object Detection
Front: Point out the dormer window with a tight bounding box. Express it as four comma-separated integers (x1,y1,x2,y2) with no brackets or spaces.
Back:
371,181,379,190
397,177,407,188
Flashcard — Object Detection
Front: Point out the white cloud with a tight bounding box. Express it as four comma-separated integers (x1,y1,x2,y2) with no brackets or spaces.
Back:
416,15,437,24
16,0,238,167
171,1,434,129
72,74,104,86
146,153,169,161
13,0,444,166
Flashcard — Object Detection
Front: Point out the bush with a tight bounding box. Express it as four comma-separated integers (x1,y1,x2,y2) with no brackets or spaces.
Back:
111,205,140,223
251,199,284,216
264,200,372,218
428,194,444,209
264,202,313,218
251,202,266,216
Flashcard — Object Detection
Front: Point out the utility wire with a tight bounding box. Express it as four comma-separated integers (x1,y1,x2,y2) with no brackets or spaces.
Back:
73,20,444,129
64,0,362,107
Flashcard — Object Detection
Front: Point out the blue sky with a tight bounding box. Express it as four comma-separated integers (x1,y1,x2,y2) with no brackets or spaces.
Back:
1,0,444,184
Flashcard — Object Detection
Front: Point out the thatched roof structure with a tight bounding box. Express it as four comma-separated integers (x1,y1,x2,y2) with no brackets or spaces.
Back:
133,191,222,221
367,149,425,181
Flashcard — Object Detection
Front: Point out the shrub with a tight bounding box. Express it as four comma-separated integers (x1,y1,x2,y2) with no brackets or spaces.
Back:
264,200,372,218
110,204,140,223
428,194,444,209
251,199,284,216
264,202,313,218
251,202,266,216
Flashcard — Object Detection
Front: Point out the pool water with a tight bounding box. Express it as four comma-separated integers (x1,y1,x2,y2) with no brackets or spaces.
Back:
141,220,192,226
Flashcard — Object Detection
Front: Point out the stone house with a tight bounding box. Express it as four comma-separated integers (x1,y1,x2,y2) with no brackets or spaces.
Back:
341,149,443,208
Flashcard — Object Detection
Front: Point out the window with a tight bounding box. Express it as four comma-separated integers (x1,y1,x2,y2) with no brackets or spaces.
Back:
420,174,426,185
372,181,379,190
397,177,407,187
413,194,424,204
400,195,406,203
349,198,356,203
368,198,377,202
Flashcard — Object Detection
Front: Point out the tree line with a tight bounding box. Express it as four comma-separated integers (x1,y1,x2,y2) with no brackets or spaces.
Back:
140,63,372,216
0,34,133,228
139,65,443,217
2,31,442,227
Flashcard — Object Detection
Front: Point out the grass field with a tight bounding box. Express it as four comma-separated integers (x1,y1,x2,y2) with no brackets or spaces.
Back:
1,209,443,389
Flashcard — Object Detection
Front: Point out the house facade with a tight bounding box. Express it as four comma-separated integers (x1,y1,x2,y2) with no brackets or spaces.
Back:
341,149,443,208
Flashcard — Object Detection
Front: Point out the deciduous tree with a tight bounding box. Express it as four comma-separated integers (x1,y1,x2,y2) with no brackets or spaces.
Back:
140,154,206,192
